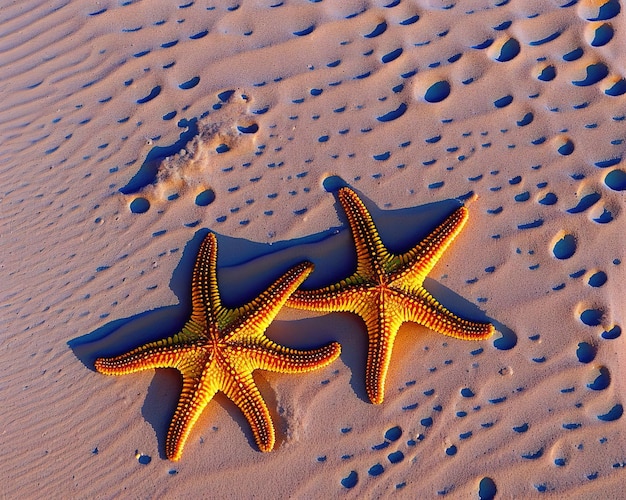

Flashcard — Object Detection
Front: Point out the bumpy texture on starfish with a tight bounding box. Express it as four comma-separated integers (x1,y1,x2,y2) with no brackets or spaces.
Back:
286,187,494,404
95,232,341,461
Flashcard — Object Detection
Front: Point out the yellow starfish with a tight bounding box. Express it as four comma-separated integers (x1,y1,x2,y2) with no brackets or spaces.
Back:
286,187,494,404
95,232,341,461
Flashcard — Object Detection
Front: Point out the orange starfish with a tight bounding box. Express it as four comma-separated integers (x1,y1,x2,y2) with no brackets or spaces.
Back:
286,187,494,404
95,232,341,461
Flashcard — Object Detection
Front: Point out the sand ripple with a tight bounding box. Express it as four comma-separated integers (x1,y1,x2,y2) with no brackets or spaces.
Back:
1,0,625,497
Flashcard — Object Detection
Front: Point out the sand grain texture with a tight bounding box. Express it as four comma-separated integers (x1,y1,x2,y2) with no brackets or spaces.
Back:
1,0,625,497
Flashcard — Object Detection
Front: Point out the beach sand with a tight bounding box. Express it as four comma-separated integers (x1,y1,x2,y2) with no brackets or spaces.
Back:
2,0,625,497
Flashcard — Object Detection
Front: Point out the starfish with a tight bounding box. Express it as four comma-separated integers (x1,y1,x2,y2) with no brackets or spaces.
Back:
95,232,341,461
286,187,494,404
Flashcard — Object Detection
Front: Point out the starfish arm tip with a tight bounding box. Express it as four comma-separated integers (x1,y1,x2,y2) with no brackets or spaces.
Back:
93,357,105,372
295,259,315,278
365,380,385,405
301,260,315,273
289,261,315,289
258,440,274,452
249,416,276,453
93,356,122,375
242,260,316,317
370,395,384,405
439,322,495,341
167,447,183,462
461,324,495,341
466,320,496,340
328,342,342,363
486,323,496,337
165,430,188,462
309,341,342,369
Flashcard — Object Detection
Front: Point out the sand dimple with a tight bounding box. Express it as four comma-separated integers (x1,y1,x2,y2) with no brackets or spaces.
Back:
2,0,625,498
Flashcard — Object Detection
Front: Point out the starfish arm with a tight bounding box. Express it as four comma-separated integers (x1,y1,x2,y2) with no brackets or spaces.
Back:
405,288,494,339
190,232,222,325
286,281,372,312
221,370,275,452
94,321,205,375
225,262,314,342
338,187,389,279
393,206,469,292
247,340,341,374
166,373,219,461
359,303,404,405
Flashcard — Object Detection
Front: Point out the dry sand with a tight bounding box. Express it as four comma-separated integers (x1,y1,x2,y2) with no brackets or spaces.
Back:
2,0,625,497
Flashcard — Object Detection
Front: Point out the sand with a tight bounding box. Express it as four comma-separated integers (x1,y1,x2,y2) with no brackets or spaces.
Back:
1,0,625,497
